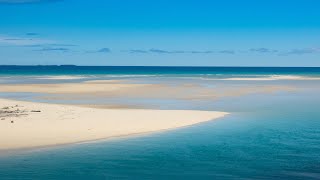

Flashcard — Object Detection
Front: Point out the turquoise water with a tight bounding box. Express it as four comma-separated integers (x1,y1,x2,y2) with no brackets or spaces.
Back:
1,91,320,179
0,67,320,179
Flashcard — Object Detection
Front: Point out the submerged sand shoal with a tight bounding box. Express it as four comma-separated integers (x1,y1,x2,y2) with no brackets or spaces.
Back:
0,98,228,150
0,79,296,100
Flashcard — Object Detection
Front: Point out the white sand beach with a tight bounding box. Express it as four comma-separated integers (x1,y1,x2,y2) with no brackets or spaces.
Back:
0,98,228,150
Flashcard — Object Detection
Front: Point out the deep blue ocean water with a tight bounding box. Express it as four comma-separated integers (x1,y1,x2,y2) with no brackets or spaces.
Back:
1,66,320,76
0,66,320,179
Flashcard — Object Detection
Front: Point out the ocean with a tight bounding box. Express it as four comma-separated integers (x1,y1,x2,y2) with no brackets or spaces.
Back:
1,65,320,76
0,66,320,179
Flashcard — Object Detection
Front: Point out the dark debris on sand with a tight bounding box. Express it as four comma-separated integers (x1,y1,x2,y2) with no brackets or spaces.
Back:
0,105,42,122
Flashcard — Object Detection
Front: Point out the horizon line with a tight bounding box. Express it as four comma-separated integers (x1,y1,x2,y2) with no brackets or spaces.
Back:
0,65,320,68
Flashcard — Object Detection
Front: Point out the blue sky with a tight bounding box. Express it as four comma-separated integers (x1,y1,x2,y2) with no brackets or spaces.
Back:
0,0,319,66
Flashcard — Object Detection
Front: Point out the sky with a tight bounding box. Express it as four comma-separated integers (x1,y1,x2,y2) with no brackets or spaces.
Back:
0,0,319,66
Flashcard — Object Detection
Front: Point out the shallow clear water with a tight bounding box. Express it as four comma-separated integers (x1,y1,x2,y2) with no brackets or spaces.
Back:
0,67,320,179
1,91,320,179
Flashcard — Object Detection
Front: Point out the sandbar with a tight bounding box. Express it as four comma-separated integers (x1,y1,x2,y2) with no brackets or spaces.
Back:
0,98,228,150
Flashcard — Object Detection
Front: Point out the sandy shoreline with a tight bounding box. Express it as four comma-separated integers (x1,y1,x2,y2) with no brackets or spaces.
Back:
0,78,299,151
0,98,228,150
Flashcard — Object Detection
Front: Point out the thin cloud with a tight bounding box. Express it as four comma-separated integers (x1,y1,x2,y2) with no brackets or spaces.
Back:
0,34,76,51
85,48,111,53
129,48,319,56
249,48,278,53
97,48,111,53
128,49,149,53
35,47,69,52
128,49,234,54
149,49,186,54
219,50,235,54
0,0,62,4
25,33,39,36
149,48,172,54
3,38,32,40
279,48,320,56
23,43,76,47
0,35,53,46
190,50,214,54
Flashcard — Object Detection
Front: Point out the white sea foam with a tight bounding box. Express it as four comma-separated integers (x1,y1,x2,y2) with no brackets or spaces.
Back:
35,75,88,80
219,75,320,81
172,75,320,81
99,75,161,78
